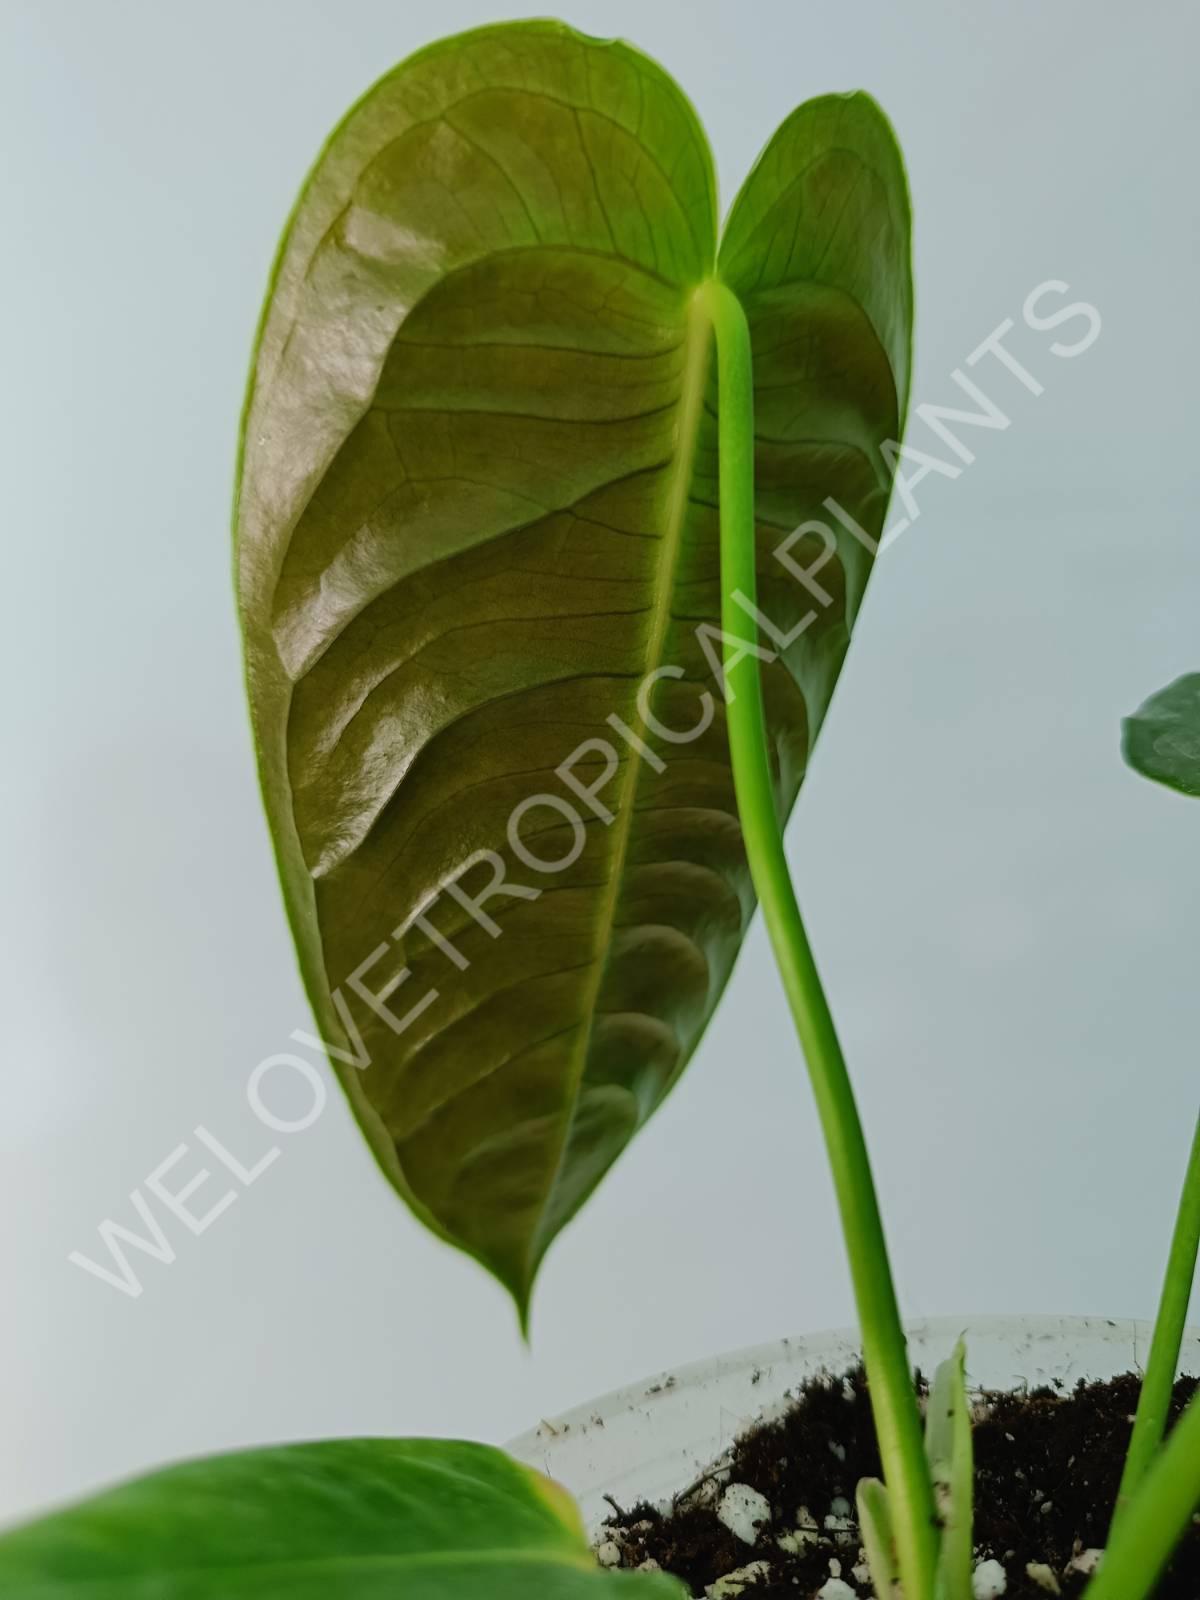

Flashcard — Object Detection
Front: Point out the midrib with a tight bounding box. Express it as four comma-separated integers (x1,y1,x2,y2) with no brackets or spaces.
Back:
527,283,714,1279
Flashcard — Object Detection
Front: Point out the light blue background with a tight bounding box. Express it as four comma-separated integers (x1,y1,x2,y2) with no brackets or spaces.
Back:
3,0,1197,1524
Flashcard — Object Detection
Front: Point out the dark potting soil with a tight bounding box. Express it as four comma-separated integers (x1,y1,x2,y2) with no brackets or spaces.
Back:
600,1366,1199,1599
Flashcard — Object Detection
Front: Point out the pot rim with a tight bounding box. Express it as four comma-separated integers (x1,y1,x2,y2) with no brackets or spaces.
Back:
507,1313,1200,1530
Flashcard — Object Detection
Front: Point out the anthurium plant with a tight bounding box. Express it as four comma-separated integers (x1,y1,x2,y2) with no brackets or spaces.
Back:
5,22,1197,1600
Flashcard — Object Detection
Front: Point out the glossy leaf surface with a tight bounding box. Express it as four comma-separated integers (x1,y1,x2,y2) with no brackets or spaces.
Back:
235,19,912,1306
0,1438,682,1599
1122,673,1200,798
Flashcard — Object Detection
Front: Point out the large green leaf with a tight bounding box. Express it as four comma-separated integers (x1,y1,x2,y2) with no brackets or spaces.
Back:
235,18,912,1309
1122,673,1200,798
0,1438,682,1598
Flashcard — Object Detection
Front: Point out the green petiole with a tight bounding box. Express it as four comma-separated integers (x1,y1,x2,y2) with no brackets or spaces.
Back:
1086,1384,1200,1600
1112,1109,1200,1529
702,278,938,1600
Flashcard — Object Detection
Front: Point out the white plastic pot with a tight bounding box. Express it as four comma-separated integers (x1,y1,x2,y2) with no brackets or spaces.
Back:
508,1315,1200,1534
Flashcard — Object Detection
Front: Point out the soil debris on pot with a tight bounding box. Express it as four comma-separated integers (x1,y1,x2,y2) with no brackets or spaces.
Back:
598,1366,1199,1598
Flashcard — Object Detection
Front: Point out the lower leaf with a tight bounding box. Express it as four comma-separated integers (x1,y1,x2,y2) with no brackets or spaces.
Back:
0,1438,683,1599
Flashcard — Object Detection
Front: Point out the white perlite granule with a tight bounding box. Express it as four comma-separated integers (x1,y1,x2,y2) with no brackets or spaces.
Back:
705,1560,772,1597
972,1557,1008,1598
1025,1560,1061,1594
1066,1548,1104,1578
816,1579,858,1600
716,1484,772,1545
775,1504,821,1555
824,1509,856,1542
